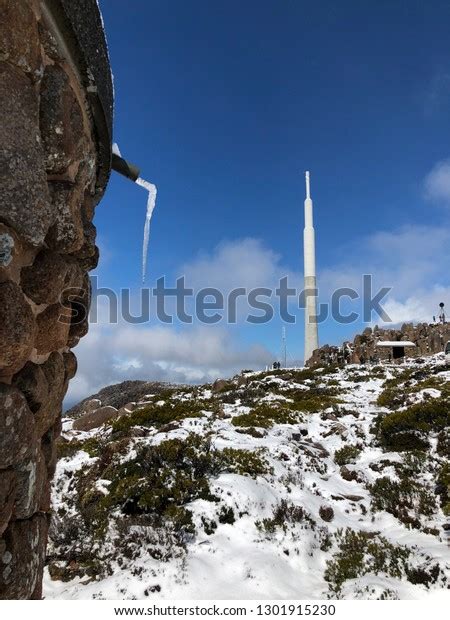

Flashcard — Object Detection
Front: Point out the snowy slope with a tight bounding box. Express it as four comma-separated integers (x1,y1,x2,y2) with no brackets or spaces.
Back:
44,356,450,600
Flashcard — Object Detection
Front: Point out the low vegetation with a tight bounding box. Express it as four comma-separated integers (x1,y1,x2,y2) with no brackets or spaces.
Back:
324,528,441,596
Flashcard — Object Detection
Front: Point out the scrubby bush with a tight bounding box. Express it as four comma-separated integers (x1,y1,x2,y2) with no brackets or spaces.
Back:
256,500,308,534
334,445,361,466
377,398,449,451
219,447,272,477
111,400,204,432
436,463,450,516
325,529,412,596
369,476,436,529
231,404,300,429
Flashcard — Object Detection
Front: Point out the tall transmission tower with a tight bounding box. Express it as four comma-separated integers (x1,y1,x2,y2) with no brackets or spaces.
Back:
282,326,287,369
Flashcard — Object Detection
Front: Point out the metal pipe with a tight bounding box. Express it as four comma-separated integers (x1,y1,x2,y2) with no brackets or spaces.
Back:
111,153,140,182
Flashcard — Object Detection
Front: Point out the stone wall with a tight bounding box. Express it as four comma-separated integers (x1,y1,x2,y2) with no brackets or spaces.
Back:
0,0,111,599
308,322,450,367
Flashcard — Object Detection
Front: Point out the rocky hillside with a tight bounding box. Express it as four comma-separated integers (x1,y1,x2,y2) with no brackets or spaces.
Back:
44,355,449,600
309,322,450,367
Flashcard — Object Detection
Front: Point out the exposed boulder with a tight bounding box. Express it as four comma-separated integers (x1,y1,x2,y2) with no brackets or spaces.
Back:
72,406,119,431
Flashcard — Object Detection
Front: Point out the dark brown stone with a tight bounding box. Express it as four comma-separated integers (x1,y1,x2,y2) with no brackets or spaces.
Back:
67,274,91,348
0,63,52,246
63,351,78,381
71,220,99,271
41,424,59,478
0,513,48,600
35,352,66,437
0,281,36,375
0,384,35,469
35,303,71,356
0,470,16,536
0,0,42,76
72,405,118,431
39,64,84,174
38,20,63,63
12,361,48,414
21,249,83,306
319,505,334,522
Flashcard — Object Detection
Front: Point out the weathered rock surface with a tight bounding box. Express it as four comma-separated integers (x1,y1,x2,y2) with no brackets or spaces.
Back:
40,65,84,174
0,0,42,77
0,281,36,374
72,406,119,431
12,361,48,414
0,0,112,600
0,62,52,246
0,514,48,599
0,385,35,469
35,304,71,356
0,471,16,535
21,249,83,305
308,322,450,367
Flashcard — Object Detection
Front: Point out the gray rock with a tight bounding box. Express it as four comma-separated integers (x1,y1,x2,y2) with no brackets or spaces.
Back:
72,405,118,431
0,63,52,246
0,384,35,469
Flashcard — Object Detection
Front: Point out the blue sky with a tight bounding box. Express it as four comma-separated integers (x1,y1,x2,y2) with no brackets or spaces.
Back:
68,0,450,404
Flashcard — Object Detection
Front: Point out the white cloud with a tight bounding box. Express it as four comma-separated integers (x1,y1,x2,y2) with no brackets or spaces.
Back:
68,219,450,407
424,158,450,206
318,224,450,326
66,321,273,408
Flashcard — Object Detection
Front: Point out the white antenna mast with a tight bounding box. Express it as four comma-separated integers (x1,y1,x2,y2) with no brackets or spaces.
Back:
282,326,287,369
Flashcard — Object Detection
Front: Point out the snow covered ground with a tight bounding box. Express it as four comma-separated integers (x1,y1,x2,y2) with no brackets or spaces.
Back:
44,356,450,600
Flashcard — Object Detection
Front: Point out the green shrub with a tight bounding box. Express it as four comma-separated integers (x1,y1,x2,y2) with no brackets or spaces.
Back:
256,500,307,534
334,445,361,466
218,506,236,524
377,387,406,410
436,463,450,516
369,476,436,528
324,529,411,595
378,398,449,451
111,400,204,432
57,437,102,459
231,404,300,429
219,447,272,477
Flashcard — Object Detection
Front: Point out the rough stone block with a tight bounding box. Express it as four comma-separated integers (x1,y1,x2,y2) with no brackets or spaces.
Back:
45,182,85,253
12,361,48,414
63,351,78,381
21,249,83,305
0,0,42,77
0,62,52,246
39,64,84,174
0,470,16,536
0,513,48,600
0,281,36,375
30,352,67,437
0,384,35,469
35,304,71,356
13,445,48,520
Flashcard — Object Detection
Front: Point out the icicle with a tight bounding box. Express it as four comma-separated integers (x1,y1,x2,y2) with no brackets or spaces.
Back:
136,177,157,283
